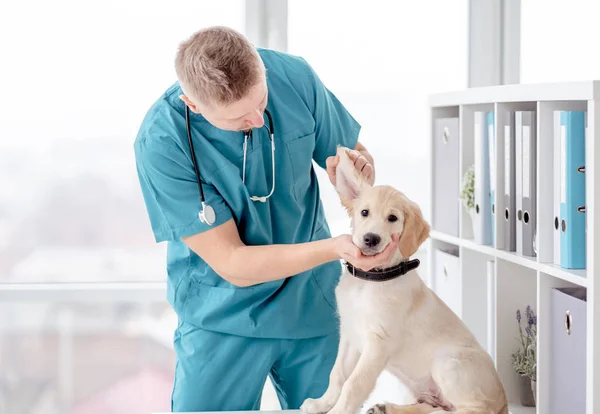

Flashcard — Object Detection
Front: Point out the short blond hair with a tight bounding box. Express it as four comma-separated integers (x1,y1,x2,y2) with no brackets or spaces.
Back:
175,26,265,108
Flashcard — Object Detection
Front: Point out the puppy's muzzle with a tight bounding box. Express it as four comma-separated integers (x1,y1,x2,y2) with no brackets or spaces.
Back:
363,232,381,248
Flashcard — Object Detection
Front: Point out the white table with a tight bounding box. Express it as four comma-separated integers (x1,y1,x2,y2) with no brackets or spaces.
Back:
153,411,302,414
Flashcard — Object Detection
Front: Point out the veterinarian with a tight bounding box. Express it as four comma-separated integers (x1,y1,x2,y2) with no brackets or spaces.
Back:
134,26,398,412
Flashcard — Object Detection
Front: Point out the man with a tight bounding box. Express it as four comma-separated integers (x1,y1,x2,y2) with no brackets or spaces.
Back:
134,26,398,412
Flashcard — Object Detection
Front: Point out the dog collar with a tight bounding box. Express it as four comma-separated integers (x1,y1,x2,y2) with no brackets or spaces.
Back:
344,259,420,282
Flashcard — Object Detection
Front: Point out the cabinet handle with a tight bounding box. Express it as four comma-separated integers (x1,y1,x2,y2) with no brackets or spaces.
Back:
443,264,448,278
565,310,572,335
443,127,450,144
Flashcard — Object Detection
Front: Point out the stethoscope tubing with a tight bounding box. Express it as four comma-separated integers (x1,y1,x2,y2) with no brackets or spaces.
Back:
185,105,275,223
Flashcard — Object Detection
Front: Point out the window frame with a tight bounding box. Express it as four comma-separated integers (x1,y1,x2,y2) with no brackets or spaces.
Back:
468,0,521,87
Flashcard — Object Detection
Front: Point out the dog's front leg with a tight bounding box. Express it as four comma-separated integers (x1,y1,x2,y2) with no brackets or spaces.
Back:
327,333,387,414
300,335,360,413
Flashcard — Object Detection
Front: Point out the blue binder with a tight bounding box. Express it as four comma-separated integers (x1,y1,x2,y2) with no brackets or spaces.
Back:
488,112,496,247
559,111,586,269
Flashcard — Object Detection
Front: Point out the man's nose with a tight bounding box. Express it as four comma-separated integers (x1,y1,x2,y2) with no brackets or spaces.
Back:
246,110,265,129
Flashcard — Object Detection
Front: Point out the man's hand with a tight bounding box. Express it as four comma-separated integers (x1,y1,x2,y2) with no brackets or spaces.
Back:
334,234,400,271
326,143,374,187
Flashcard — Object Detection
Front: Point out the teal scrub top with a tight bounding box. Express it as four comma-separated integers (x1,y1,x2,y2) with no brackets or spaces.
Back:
134,48,361,339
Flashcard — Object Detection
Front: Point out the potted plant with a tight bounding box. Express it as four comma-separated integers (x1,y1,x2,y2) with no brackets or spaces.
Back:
511,305,537,407
460,164,475,225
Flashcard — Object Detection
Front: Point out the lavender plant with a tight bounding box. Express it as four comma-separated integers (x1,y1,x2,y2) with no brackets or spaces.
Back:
511,305,537,381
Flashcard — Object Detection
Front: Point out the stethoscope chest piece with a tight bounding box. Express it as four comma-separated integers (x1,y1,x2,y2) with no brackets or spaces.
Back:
199,202,216,226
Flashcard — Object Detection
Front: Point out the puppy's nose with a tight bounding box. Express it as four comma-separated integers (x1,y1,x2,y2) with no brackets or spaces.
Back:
363,233,381,248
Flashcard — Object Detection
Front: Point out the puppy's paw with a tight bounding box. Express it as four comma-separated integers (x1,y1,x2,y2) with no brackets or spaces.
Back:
300,397,333,414
366,403,388,414
325,404,349,414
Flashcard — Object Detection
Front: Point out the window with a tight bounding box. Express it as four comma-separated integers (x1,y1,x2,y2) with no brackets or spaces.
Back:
288,0,468,238
1,3,245,411
0,0,245,283
521,0,600,83
1,2,470,411
0,299,177,414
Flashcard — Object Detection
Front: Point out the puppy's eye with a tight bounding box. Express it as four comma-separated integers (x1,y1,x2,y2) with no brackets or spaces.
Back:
388,214,398,222
361,209,369,217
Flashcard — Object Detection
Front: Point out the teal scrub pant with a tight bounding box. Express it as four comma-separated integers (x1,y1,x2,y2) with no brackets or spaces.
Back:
171,321,339,412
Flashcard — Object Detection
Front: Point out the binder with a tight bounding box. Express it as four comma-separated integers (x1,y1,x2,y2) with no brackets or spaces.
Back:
488,112,496,247
516,111,537,257
553,111,562,265
474,111,493,246
501,111,516,251
433,117,460,236
515,112,523,254
559,111,586,269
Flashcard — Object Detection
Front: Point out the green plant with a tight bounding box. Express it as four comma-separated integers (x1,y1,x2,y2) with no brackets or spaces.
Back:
511,305,537,381
460,164,475,211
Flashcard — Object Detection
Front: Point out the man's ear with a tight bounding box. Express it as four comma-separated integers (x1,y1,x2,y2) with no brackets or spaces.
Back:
335,146,369,210
179,94,200,113
398,198,431,258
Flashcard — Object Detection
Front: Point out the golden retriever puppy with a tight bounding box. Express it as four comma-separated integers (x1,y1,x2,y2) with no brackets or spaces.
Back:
301,147,507,414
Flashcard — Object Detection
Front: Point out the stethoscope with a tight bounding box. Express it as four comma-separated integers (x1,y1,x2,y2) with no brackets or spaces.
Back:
185,105,275,226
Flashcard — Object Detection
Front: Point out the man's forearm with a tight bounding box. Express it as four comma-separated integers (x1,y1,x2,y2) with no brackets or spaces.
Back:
225,238,340,287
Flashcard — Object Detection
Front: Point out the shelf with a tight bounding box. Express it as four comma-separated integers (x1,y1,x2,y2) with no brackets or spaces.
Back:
508,404,536,414
429,80,600,414
536,262,587,288
428,80,599,107
429,230,462,246
429,230,588,287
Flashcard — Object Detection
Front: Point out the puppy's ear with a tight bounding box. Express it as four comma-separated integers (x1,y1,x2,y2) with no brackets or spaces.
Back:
399,198,430,258
335,146,369,210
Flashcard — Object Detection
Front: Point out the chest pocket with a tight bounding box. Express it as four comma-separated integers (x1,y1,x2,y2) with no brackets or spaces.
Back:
285,132,316,202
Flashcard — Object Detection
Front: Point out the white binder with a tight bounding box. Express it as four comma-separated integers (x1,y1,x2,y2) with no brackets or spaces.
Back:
516,111,537,257
474,111,493,245
501,111,516,251
488,113,496,247
433,117,460,236
553,110,561,265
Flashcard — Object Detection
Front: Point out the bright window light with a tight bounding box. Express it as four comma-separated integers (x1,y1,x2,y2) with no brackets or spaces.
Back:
521,0,600,83
288,0,468,239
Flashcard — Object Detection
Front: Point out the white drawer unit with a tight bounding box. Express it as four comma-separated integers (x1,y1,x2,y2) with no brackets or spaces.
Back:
550,287,587,414
432,248,461,318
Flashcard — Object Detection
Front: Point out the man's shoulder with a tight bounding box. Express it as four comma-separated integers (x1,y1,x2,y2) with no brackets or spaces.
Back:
257,48,318,110
134,82,185,149
258,48,315,84
258,48,309,67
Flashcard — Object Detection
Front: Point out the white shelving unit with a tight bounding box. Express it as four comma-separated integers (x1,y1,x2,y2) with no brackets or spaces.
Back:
426,81,600,414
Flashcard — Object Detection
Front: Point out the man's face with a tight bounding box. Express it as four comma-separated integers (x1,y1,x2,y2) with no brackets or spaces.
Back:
182,81,269,132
